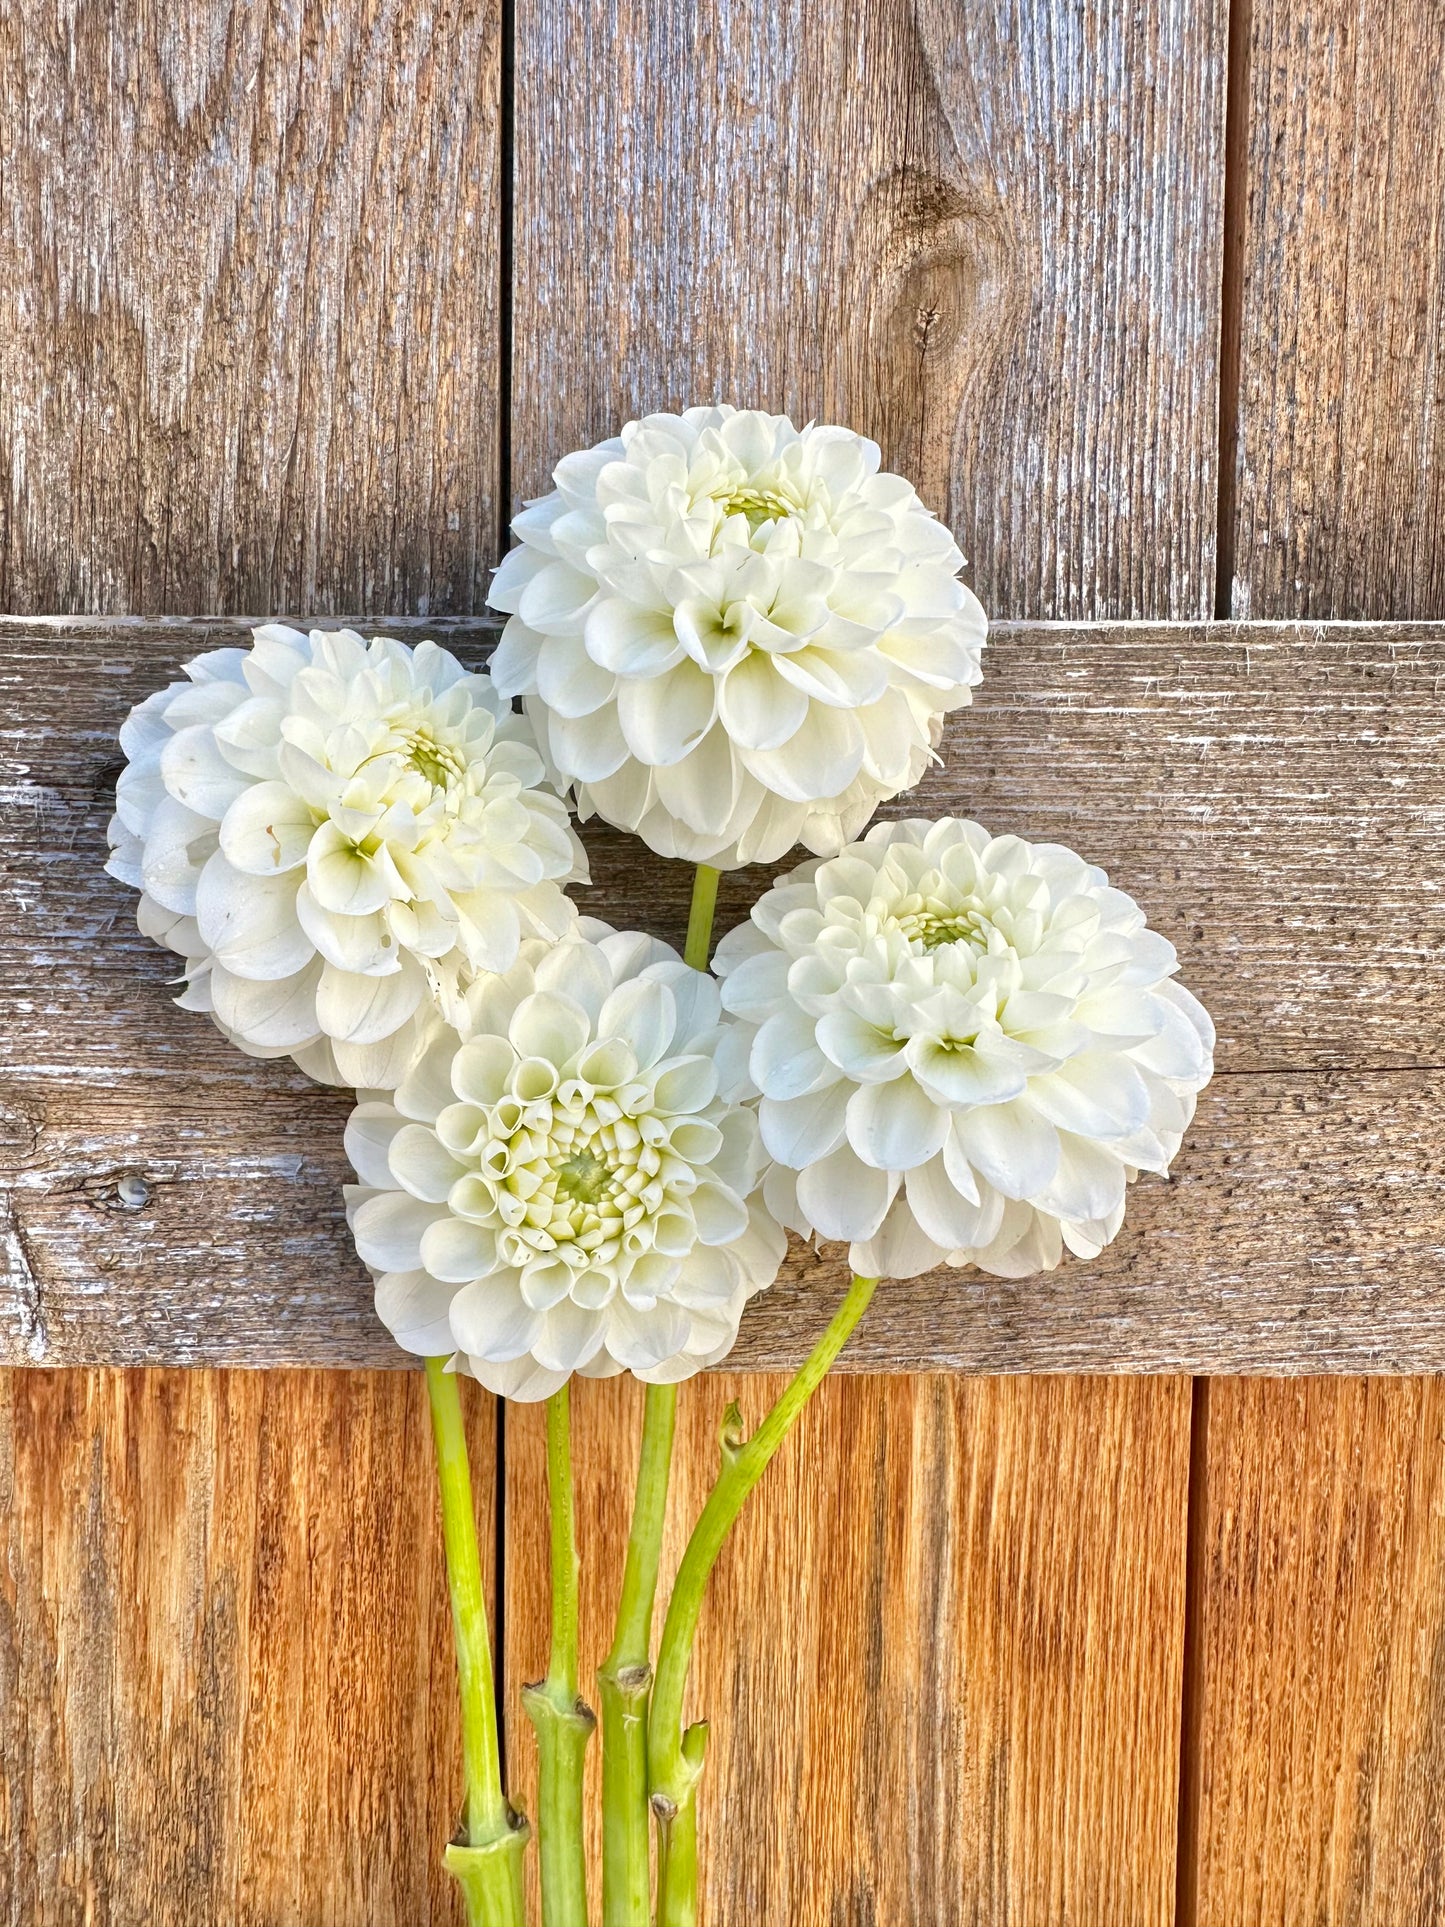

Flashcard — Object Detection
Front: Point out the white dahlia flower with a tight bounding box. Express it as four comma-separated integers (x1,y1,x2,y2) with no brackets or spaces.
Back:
345,926,786,1399
714,818,1214,1281
488,406,987,867
106,625,586,1088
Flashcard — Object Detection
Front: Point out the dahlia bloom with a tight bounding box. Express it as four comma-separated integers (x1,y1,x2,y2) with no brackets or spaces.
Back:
345,926,786,1399
106,625,586,1088
714,818,1214,1280
488,406,987,867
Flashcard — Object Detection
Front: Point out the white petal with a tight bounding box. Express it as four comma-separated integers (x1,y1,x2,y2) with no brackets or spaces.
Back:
904,1154,994,1249
949,1101,1059,1201
690,1180,749,1247
195,853,313,979
345,1101,406,1187
352,1191,447,1272
420,1216,500,1285
219,781,316,875
617,659,717,766
160,724,250,818
758,1085,849,1168
597,978,677,1070
794,1142,896,1241
316,956,425,1045
852,1195,947,1281
388,1124,469,1203
373,1269,458,1355
845,1074,949,1172
508,991,591,1067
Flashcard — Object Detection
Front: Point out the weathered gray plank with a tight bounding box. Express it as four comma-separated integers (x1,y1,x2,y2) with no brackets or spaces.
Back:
3,615,1443,1371
0,1,501,616
1230,0,1445,618
512,0,1228,620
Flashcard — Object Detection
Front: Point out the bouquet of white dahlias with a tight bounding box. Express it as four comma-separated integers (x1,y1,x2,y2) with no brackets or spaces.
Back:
107,407,1211,1927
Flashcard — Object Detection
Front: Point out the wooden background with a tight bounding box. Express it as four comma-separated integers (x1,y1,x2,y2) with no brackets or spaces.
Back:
2,0,1444,1920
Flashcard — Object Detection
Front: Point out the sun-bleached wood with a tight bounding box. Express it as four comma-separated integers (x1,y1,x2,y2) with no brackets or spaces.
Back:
0,0,502,617
1229,0,1445,619
0,1366,496,1927
5,616,1444,1370
511,0,1228,620
506,1372,1191,1927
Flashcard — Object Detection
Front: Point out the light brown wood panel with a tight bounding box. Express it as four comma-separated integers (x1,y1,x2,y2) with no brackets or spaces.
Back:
0,1365,496,1926
511,0,1228,620
1230,0,1445,618
1181,1378,1445,1924
0,0,502,615
506,1371,1192,1925
9,616,1445,1370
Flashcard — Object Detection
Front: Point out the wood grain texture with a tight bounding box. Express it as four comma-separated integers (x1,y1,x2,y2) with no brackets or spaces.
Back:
0,0,502,616
506,1371,1191,1926
512,0,1228,620
0,1365,497,1926
1181,1378,1445,1924
1230,0,1445,619
6,616,1445,1369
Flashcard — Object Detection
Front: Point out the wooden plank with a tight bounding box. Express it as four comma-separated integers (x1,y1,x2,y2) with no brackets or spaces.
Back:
506,1372,1191,1925
6,615,1445,1370
0,1364,496,1926
1230,0,1445,618
0,0,502,616
511,0,1228,620
1180,1378,1445,1922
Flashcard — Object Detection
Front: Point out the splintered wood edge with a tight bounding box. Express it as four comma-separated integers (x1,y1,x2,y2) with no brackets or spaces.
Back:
3,617,1444,1372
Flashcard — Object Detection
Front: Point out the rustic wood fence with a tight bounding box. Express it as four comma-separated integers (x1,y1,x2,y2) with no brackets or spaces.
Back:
3,1,1443,1922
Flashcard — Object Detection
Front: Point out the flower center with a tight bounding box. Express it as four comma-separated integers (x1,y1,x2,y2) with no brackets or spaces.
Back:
401,726,467,791
714,482,800,535
555,1145,611,1206
894,902,995,953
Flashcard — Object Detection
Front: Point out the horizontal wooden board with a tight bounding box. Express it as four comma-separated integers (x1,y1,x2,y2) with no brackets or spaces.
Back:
506,1372,1191,1927
3,615,1443,1370
0,0,502,617
0,1365,494,1927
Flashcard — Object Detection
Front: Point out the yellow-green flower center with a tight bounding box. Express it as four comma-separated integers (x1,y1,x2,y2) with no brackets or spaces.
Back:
402,726,467,790
715,483,800,534
555,1145,611,1207
895,903,994,952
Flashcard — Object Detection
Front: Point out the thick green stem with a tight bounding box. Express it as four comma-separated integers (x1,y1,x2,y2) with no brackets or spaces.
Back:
647,1275,881,1926
523,1384,594,1927
599,1382,678,1925
424,1357,528,1927
683,863,721,972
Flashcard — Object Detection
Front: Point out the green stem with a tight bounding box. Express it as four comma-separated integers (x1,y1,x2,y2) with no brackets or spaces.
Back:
523,1384,594,1927
683,863,721,972
596,863,717,1924
647,1274,881,1927
424,1357,528,1927
599,1382,678,1925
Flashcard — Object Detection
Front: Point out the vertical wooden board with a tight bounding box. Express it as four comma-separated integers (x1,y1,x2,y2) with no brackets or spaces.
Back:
1183,1378,1445,1924
1230,0,1445,618
511,0,1228,619
0,1366,497,1927
0,0,502,616
506,1373,1191,1924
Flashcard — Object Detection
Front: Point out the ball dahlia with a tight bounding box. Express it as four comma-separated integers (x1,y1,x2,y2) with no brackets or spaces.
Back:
487,405,987,867
106,625,586,1088
345,926,786,1399
714,818,1214,1280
